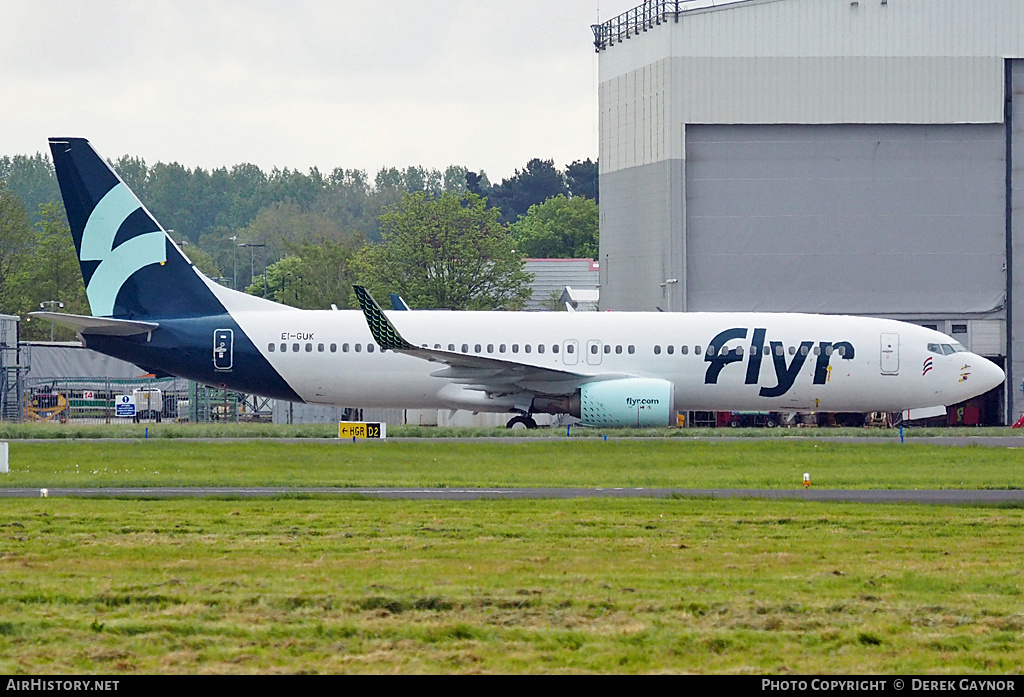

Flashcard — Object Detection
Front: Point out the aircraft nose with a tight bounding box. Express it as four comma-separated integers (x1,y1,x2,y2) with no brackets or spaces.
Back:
972,354,1005,393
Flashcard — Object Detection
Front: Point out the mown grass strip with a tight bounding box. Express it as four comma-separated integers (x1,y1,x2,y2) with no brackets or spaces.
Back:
2,498,1024,673
2,439,1023,490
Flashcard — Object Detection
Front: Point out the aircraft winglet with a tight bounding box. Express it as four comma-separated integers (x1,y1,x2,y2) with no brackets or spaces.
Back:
353,286,416,351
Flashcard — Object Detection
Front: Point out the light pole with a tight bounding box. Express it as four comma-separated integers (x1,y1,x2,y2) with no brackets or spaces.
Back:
230,236,238,289
238,243,267,297
39,301,65,341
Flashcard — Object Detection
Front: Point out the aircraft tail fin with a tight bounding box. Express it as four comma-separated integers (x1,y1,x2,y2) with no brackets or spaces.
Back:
48,137,255,320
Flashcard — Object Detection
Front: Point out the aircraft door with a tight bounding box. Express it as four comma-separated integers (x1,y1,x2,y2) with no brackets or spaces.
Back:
880,333,899,375
586,340,603,366
562,340,579,366
214,329,234,371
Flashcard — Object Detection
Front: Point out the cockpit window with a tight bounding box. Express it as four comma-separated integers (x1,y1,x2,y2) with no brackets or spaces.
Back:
928,342,969,356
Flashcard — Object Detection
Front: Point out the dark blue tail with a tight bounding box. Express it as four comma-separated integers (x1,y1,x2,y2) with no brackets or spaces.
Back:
49,137,224,320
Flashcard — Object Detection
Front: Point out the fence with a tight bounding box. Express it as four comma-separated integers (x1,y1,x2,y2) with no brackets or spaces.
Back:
591,1,738,52
19,377,270,425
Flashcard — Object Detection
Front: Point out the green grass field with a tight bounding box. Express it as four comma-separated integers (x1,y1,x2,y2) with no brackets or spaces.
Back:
2,436,1024,674
1,438,1023,490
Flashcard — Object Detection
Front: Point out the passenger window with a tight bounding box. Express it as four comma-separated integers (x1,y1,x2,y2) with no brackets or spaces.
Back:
461,344,469,353
330,344,337,353
681,346,688,355
615,345,623,355
268,344,275,352
305,343,313,353
553,344,560,354
654,346,661,355
292,343,300,353
695,346,702,355
318,344,325,353
280,343,287,353
355,344,362,353
500,344,507,353
342,343,350,352
487,344,494,353
604,345,611,354
512,344,519,353
667,345,674,355
448,344,456,351
566,344,574,354
538,344,545,354
628,345,635,355
525,345,532,354
591,345,599,354
367,344,375,353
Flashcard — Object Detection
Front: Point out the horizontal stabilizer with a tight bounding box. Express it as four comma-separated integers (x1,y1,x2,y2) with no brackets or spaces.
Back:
30,312,159,337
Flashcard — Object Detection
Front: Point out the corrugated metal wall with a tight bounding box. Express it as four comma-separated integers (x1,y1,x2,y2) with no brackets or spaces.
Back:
595,1,1024,421
599,0,1024,176
1010,60,1024,422
683,124,1007,315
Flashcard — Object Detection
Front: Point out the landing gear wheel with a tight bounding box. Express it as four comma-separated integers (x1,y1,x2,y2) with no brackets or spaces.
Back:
506,415,538,430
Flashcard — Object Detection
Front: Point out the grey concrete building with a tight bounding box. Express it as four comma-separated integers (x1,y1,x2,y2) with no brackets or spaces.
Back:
595,0,1024,423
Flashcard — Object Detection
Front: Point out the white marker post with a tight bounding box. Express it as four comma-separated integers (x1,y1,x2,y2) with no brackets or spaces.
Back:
0,442,8,474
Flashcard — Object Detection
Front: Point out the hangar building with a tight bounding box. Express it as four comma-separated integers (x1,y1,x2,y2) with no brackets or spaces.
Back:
594,0,1024,424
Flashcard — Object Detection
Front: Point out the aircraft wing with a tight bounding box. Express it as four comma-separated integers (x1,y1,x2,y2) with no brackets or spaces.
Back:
353,286,624,395
29,312,159,337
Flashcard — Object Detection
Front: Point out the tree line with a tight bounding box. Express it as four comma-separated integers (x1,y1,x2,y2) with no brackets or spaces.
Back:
0,152,598,340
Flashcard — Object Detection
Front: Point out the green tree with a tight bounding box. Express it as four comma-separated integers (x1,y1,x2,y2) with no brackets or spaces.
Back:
565,158,599,202
0,153,59,221
354,192,532,310
0,180,34,311
12,201,88,341
487,158,568,223
178,241,223,280
246,237,364,310
511,194,599,259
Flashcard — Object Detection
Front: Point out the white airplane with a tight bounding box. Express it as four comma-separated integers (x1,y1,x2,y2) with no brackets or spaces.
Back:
35,138,1005,429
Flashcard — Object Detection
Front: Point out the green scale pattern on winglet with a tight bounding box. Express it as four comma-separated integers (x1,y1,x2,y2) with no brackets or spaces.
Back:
353,286,416,351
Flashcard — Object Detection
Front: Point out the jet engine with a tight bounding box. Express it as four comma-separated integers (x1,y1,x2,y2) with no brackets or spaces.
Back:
535,378,675,428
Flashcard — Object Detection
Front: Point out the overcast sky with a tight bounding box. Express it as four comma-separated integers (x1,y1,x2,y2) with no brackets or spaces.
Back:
1,0,642,181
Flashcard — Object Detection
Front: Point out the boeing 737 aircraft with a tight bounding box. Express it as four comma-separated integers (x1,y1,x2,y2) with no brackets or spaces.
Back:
34,138,1005,428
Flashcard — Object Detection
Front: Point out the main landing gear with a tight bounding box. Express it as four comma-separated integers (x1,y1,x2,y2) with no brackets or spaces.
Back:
506,415,538,430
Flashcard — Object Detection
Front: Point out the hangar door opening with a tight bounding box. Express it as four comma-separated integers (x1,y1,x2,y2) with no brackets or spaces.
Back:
683,124,1007,317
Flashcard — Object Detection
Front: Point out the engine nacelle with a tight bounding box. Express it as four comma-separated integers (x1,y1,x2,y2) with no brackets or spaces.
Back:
577,378,675,428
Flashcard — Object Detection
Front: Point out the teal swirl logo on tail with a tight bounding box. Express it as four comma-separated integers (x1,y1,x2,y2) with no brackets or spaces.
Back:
81,183,167,317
